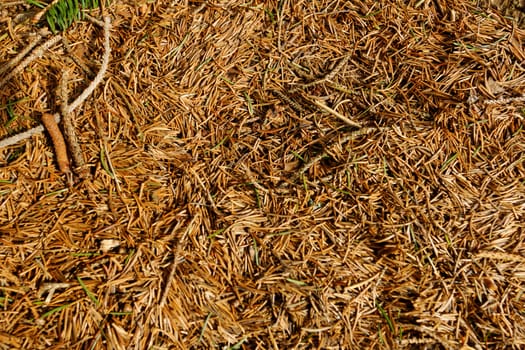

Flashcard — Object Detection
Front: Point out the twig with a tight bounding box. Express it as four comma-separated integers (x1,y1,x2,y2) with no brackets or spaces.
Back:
84,13,105,27
66,16,111,114
62,37,94,75
0,16,111,156
0,114,61,148
272,89,308,113
192,167,224,216
0,34,62,89
311,98,362,128
0,1,27,8
58,71,77,184
59,70,87,177
63,15,111,177
0,16,111,177
475,251,525,264
41,113,70,173
325,54,350,81
59,70,69,118
0,33,46,76
484,95,525,105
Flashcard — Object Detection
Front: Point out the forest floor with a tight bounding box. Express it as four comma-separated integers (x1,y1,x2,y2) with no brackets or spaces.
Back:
1,0,525,349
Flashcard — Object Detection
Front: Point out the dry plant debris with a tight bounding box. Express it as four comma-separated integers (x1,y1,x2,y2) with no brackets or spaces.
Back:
0,11,111,181
0,0,525,349
41,112,70,173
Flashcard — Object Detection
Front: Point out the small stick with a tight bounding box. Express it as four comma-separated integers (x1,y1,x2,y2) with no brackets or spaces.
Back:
66,16,111,114
325,54,350,81
484,95,525,105
0,1,27,8
292,55,351,92
159,242,182,307
159,223,190,307
0,114,60,148
0,33,45,76
0,34,62,89
59,70,87,177
272,89,307,113
41,113,70,173
475,251,525,263
311,98,362,128
63,15,111,178
84,13,105,27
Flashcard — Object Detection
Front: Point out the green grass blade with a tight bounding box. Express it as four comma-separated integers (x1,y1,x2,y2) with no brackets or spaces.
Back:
77,276,99,306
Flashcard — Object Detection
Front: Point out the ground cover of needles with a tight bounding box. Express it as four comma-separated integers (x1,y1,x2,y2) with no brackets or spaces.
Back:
1,1,525,349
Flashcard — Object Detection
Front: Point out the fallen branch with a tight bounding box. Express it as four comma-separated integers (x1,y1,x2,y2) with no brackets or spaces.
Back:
31,0,61,25
66,16,111,114
0,114,61,148
0,34,62,89
0,1,27,8
63,15,111,177
0,31,47,76
59,70,85,177
484,95,525,105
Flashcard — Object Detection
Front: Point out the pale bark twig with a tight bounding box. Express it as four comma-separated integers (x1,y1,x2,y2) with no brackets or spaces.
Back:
0,34,62,89
0,114,61,148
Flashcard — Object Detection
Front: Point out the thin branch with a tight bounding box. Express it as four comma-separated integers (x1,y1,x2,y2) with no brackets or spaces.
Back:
0,34,62,89
0,1,27,8
0,114,61,148
60,70,87,177
484,95,525,105
0,16,111,151
61,15,111,178
66,16,111,114
325,54,350,81
59,70,69,118
0,32,46,76
159,241,182,307
311,98,362,128
159,221,191,307
272,89,308,113
84,13,106,27
290,54,350,92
